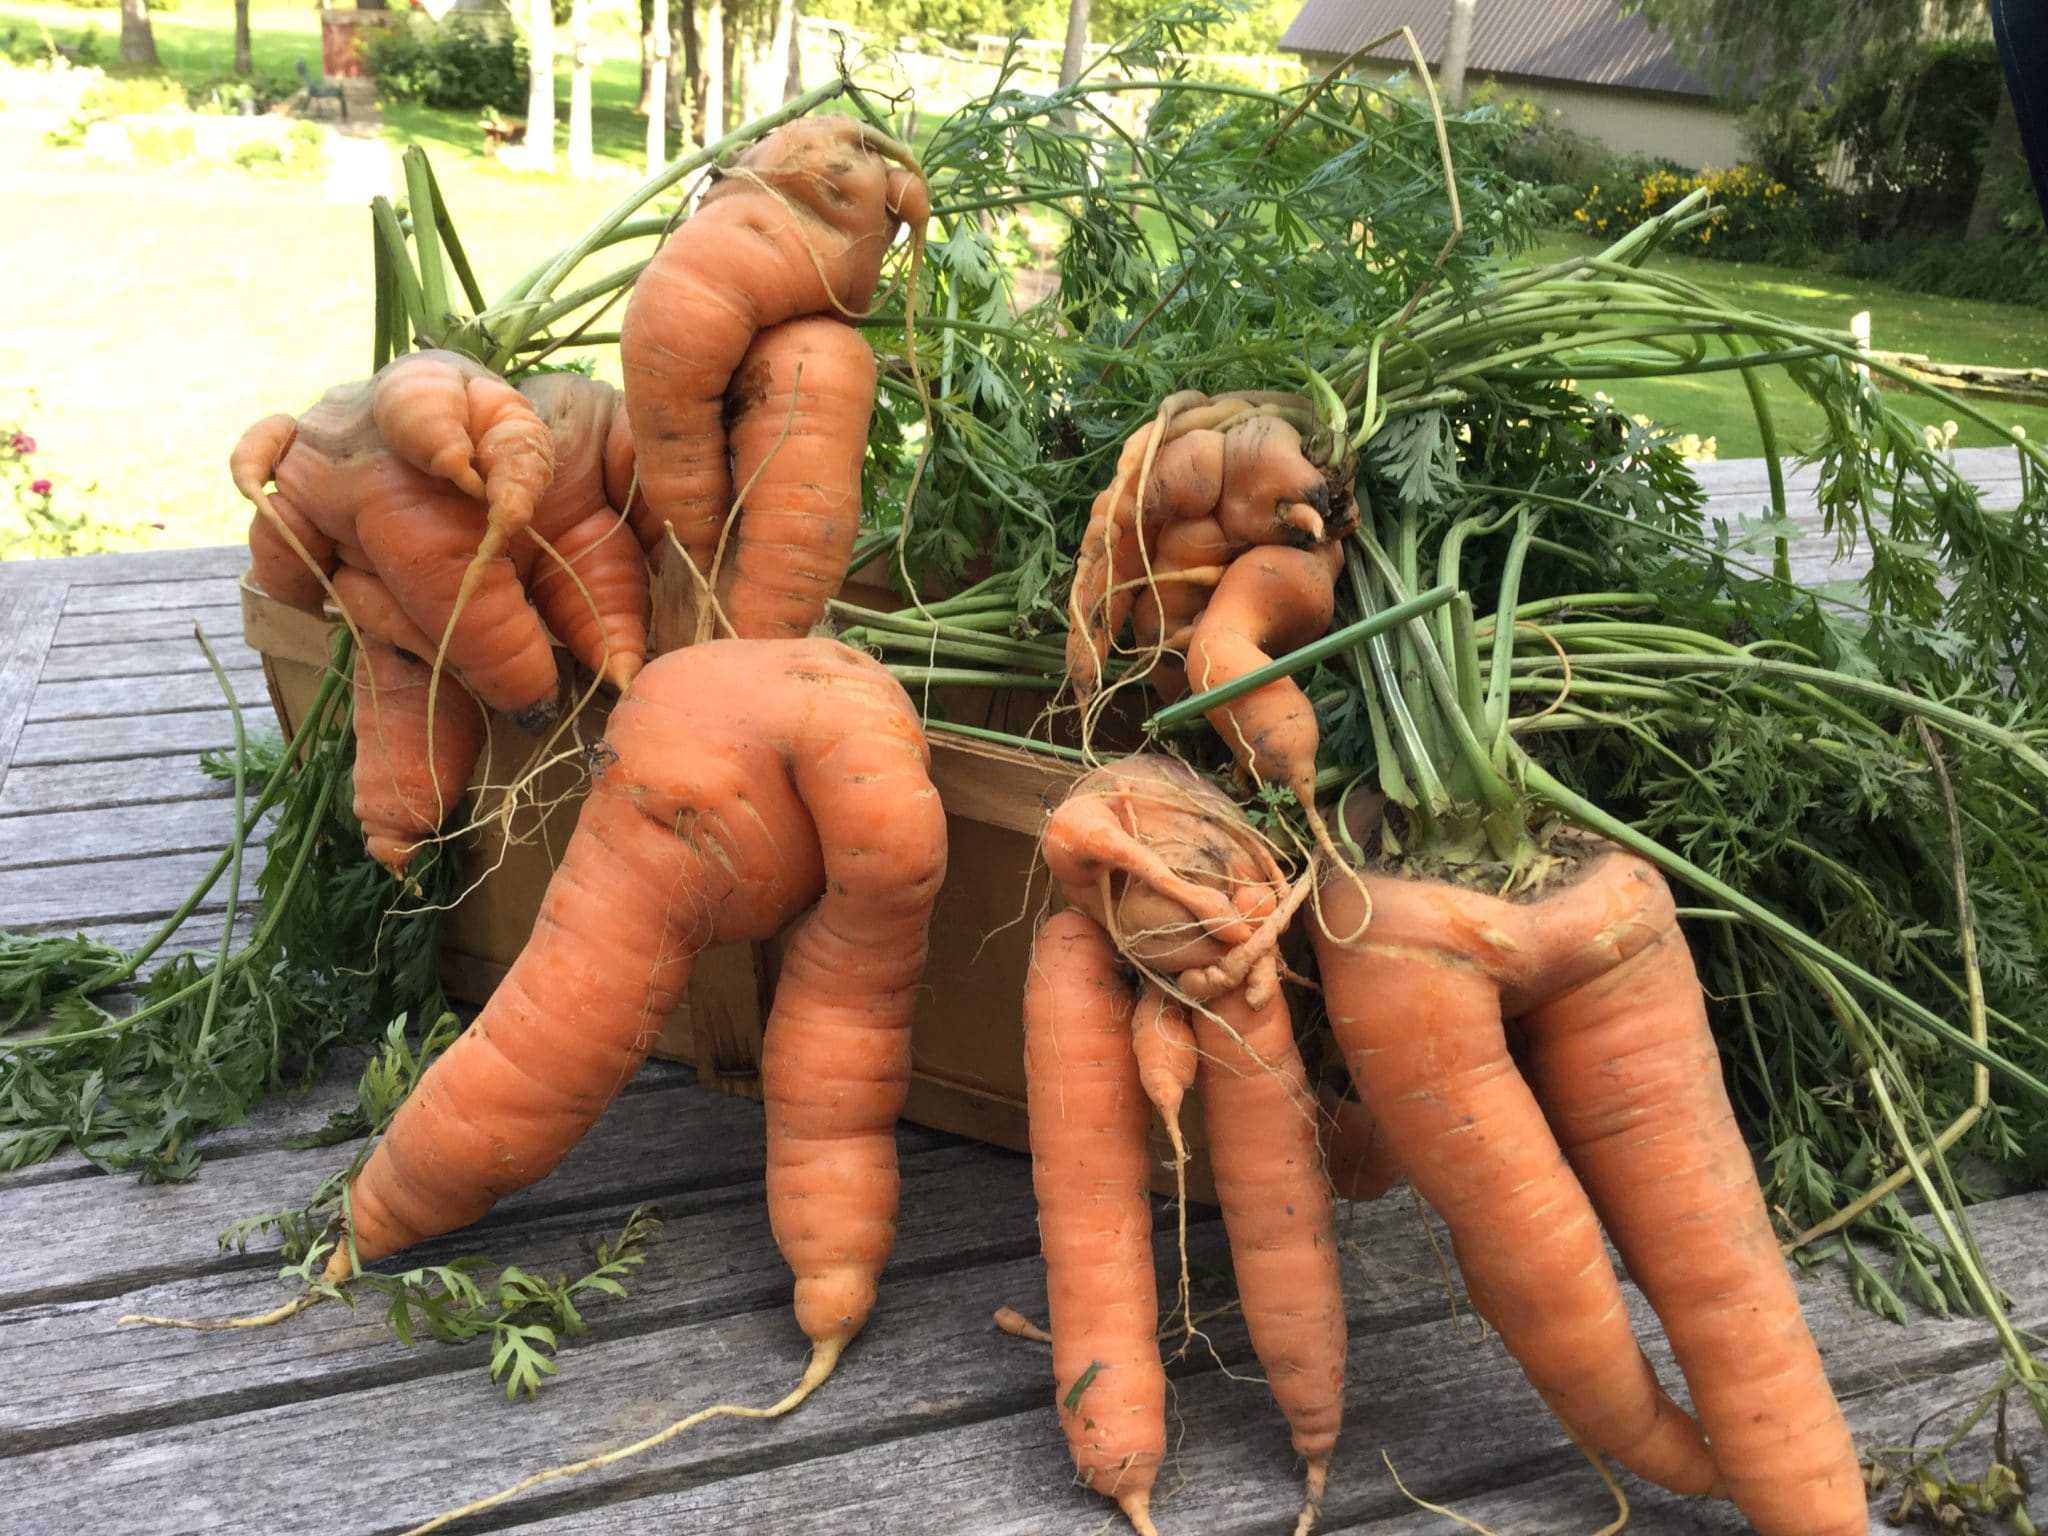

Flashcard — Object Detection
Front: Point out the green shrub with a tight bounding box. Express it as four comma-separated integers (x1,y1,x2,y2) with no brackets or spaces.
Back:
0,22,57,62
186,69,296,115
1481,92,1615,210
367,18,525,112
1825,41,2003,240
1,418,156,559
1834,235,2048,311
128,122,195,163
229,136,280,168
80,71,182,114
1573,162,1820,263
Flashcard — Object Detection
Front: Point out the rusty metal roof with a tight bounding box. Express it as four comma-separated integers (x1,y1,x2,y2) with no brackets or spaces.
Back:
1278,0,1711,98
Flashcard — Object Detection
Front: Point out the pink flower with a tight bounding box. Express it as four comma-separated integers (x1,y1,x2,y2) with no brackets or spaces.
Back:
30,478,53,497
10,433,33,454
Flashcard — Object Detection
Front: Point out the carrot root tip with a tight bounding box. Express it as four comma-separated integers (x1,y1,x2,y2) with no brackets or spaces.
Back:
509,696,561,735
1292,1458,1330,1536
118,1291,323,1331
1118,1489,1162,1536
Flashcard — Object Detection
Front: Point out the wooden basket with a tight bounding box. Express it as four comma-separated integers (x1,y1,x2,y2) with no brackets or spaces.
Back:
241,579,1217,1197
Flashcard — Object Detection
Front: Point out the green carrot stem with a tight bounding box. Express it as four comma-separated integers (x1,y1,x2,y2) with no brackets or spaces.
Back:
1509,653,2048,777
81,664,346,994
884,667,1059,691
1145,583,1457,734
402,150,452,343
191,627,247,1057
1500,345,1827,380
1724,336,1793,584
921,719,1089,762
372,220,398,372
7,763,343,1055
420,151,487,317
1516,755,2048,1100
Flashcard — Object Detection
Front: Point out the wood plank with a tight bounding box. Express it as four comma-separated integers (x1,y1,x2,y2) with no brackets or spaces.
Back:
1689,446,2023,499
0,849,264,929
1335,1359,2023,1533
62,576,244,616
480,1193,2042,1536
11,706,278,767
12,1187,2038,1536
0,1076,951,1307
926,733,1084,838
0,798,257,870
51,605,244,649
0,581,66,804
35,635,262,684
0,754,236,817
18,911,245,960
0,1134,1031,1456
0,547,244,586
26,668,269,724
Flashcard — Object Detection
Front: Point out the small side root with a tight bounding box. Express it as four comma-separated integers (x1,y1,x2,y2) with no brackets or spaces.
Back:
1383,1450,1503,1535
400,1337,845,1536
993,1306,1052,1344
119,1290,323,1332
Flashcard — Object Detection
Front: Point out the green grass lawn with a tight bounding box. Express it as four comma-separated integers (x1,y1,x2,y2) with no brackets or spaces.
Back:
1521,231,2048,459
2,3,2043,555
0,2,667,550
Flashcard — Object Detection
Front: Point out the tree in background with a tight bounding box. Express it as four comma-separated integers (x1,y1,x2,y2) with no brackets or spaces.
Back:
119,0,158,67
568,0,594,176
527,0,558,171
1622,0,2022,236
233,0,251,76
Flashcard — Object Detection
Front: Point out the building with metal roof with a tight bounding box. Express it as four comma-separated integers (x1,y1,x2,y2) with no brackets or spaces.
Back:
1280,0,1745,169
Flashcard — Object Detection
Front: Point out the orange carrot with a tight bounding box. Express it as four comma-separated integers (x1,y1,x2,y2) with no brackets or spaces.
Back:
1030,756,1345,1533
234,413,334,613
1311,848,1864,1535
1024,908,1166,1536
621,118,926,582
1065,397,1336,700
237,352,562,728
1125,516,1234,701
1193,981,1344,1533
1183,541,1343,817
517,372,650,690
714,316,876,641
1316,1085,1399,1203
350,637,487,876
330,638,944,1536
332,567,439,660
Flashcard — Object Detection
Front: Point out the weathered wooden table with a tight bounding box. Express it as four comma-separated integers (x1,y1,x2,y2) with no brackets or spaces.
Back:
0,455,2037,1535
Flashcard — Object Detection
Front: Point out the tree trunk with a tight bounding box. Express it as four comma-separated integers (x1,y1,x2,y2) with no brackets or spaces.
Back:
526,0,557,170
1439,0,1476,109
679,0,704,142
764,0,796,109
1965,75,2022,241
704,0,724,142
783,0,800,102
638,0,654,115
568,0,593,177
646,0,669,174
1056,0,1087,88
119,0,159,68
665,3,684,140
232,0,251,76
